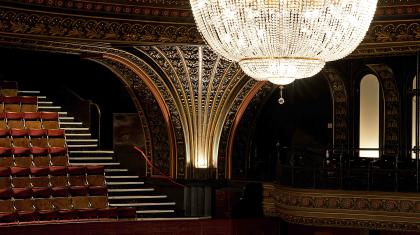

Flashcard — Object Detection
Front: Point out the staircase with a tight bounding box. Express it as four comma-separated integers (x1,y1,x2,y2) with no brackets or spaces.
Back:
19,90,177,218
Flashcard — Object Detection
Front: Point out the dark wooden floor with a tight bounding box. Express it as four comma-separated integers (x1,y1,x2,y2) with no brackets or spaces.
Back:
0,218,281,235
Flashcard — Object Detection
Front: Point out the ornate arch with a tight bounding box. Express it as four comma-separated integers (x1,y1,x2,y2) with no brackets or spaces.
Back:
322,66,349,149
0,36,178,177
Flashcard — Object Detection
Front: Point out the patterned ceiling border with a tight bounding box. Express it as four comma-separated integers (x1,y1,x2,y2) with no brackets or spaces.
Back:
263,183,420,232
0,6,201,45
2,0,418,19
0,5,418,58
1,0,192,20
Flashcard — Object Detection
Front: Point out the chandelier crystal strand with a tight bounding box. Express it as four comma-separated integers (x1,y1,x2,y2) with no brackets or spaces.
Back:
190,0,377,85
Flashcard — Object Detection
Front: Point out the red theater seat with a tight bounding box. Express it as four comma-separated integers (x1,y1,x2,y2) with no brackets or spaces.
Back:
0,166,10,177
30,166,50,176
32,187,51,198
49,166,67,175
89,186,108,196
70,185,89,196
10,166,30,176
86,165,104,175
12,187,32,199
51,187,69,197
68,166,86,175
0,188,13,199
0,147,12,155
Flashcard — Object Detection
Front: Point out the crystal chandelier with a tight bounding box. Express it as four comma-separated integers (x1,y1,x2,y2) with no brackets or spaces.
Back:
190,0,377,85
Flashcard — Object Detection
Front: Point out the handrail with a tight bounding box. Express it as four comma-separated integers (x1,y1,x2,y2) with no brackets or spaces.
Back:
89,101,101,148
133,145,185,188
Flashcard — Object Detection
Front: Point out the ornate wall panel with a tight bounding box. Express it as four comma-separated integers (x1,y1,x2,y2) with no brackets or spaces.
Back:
368,64,400,154
263,183,420,232
322,67,349,148
135,45,257,178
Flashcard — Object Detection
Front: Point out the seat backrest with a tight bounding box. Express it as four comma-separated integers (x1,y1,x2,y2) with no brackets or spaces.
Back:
14,198,35,212
0,157,14,167
0,177,11,188
14,156,32,167
31,176,50,188
69,175,87,186
52,197,72,210
89,196,108,209
33,198,54,211
87,175,106,186
72,196,90,209
0,138,12,148
0,199,14,213
50,175,69,187
11,176,31,188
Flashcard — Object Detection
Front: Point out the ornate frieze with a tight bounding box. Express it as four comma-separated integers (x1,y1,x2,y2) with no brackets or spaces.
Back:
263,183,420,232
0,6,201,44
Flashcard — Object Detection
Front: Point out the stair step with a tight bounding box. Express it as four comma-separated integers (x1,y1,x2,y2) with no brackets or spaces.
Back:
66,139,98,143
109,195,167,200
70,150,114,154
62,127,90,131
67,144,98,148
38,106,61,109
38,101,53,105
105,176,139,179
136,210,175,214
105,169,128,173
58,112,68,115
60,122,83,125
37,96,47,99
59,117,75,121
70,162,120,166
18,90,41,94
107,182,144,185
69,156,113,161
66,133,91,137
108,188,154,193
109,202,175,207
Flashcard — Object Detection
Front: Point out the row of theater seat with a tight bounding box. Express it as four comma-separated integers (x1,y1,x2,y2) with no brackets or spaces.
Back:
0,96,38,113
0,196,137,222
1,166,106,196
0,111,61,131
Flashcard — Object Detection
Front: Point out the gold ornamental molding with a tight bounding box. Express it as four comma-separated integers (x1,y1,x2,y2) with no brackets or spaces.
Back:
135,45,257,178
263,183,420,232
0,6,202,45
0,3,418,57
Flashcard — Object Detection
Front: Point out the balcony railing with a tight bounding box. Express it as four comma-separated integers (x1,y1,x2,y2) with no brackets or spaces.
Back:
275,147,420,192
